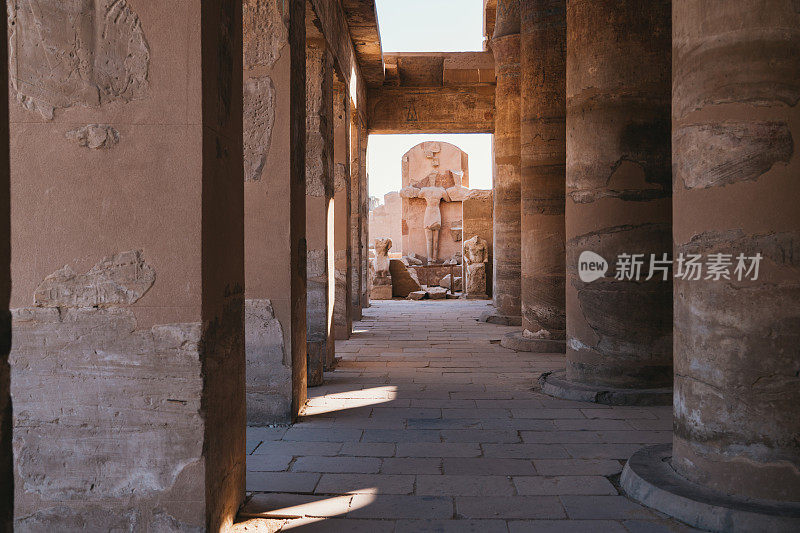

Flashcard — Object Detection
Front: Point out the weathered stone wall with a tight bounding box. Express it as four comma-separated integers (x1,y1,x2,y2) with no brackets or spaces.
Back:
244,0,306,422
369,191,402,248
305,39,334,386
8,1,245,529
565,0,672,389
671,0,800,501
490,0,522,319
333,81,352,340
462,190,493,297
519,0,566,341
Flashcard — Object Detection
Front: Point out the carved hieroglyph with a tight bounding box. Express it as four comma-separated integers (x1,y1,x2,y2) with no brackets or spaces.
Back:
8,0,150,119
34,250,155,308
463,235,488,298
244,76,276,182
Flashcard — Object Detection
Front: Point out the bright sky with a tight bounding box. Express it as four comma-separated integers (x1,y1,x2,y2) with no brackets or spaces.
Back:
368,134,493,201
375,0,485,53
369,1,490,203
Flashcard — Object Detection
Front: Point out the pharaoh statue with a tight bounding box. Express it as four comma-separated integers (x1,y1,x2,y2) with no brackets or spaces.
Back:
463,235,489,298
371,238,393,300
374,238,392,274
400,174,471,262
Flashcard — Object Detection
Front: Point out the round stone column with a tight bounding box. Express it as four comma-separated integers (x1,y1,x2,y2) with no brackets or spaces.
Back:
502,0,567,353
622,2,800,529
484,0,522,325
541,0,673,404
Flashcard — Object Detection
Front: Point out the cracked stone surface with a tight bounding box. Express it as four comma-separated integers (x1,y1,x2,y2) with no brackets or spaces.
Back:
8,0,150,119
239,300,698,531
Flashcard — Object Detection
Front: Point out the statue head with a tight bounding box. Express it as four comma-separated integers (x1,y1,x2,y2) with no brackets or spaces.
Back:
375,238,392,255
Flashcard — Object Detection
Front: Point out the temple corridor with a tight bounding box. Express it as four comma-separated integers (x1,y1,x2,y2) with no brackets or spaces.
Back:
237,300,691,532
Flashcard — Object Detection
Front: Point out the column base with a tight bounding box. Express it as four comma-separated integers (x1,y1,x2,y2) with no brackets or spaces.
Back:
622,444,800,533
478,311,522,326
501,331,566,353
539,370,671,406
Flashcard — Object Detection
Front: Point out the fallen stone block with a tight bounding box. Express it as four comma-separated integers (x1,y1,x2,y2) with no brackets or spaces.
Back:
389,259,422,297
427,287,448,299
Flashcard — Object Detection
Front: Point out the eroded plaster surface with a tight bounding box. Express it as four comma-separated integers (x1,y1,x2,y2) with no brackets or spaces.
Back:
243,0,287,70
244,76,276,182
33,250,155,308
8,0,150,119
245,299,291,425
65,124,120,149
11,251,205,530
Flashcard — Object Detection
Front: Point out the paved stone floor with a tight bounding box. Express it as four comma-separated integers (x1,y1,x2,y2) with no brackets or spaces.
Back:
235,300,699,532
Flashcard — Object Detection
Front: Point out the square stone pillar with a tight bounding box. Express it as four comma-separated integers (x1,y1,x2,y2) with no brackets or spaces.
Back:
349,104,363,320
305,39,334,386
0,7,9,530
333,80,353,340
8,1,244,530
244,0,307,424
359,123,370,309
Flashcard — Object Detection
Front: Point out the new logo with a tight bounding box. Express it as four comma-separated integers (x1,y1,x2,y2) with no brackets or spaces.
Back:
578,251,608,283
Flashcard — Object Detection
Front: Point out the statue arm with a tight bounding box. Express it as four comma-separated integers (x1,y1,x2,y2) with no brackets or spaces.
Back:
399,186,421,199
446,185,471,202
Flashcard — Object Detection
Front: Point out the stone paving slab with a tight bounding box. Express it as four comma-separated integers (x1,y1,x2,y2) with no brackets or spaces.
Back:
238,300,691,532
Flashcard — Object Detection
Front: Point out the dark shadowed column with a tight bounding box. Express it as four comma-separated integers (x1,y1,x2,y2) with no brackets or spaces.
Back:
502,0,566,353
542,0,673,404
305,39,333,386
622,2,800,529
483,0,522,325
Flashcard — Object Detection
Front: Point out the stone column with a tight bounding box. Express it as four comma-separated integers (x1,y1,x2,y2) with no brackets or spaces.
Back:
0,7,9,529
359,123,370,310
350,104,363,321
8,1,245,529
502,0,567,352
623,2,800,530
305,40,334,386
244,0,307,423
542,0,672,405
483,0,522,325
333,80,353,341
